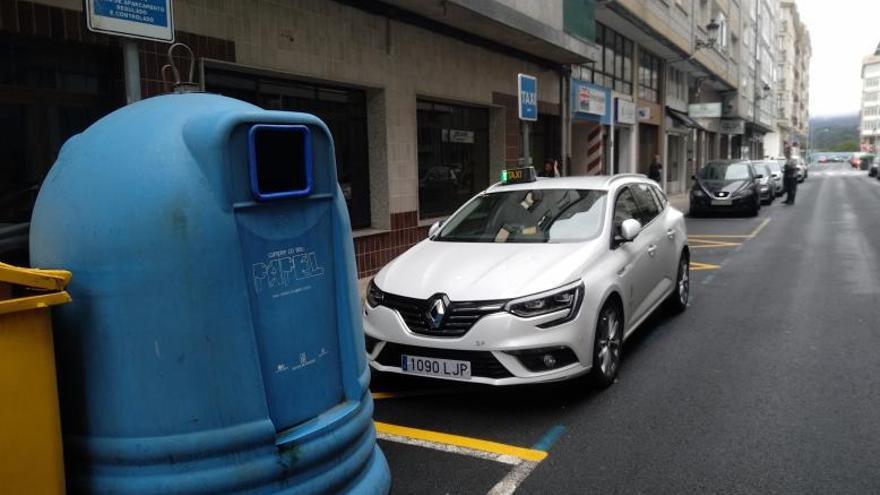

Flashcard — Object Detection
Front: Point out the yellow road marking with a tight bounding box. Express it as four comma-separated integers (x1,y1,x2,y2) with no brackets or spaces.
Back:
688,238,742,249
748,217,772,238
374,421,549,462
688,234,752,239
371,392,397,400
689,261,720,271
688,217,772,241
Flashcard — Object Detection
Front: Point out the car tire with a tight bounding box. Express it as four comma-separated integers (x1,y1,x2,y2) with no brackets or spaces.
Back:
589,301,623,389
666,252,690,314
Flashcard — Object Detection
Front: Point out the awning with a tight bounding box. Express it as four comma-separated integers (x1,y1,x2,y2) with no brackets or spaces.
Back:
667,108,704,130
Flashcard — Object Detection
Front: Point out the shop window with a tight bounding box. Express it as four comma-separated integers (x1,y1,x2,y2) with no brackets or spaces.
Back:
205,68,372,229
416,100,489,219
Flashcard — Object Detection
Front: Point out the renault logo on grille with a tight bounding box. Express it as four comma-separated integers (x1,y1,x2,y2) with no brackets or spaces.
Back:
427,294,450,329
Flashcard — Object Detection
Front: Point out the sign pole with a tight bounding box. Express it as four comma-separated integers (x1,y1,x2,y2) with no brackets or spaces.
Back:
123,40,141,104
521,121,530,166
609,97,616,175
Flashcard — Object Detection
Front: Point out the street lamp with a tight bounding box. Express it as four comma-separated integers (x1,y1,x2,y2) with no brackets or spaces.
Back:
695,19,721,51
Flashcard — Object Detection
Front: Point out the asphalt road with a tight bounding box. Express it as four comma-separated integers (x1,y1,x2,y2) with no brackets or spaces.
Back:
372,162,880,494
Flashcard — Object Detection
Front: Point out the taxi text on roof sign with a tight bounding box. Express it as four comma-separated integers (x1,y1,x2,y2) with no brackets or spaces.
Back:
501,167,537,185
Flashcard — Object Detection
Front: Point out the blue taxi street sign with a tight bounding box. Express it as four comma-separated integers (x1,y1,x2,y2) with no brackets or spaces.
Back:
86,0,175,43
518,73,538,121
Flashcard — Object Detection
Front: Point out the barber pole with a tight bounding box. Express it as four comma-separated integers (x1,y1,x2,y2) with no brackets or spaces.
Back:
586,124,604,175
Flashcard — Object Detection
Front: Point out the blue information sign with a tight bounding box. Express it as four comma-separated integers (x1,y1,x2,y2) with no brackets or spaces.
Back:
518,74,538,122
86,0,174,43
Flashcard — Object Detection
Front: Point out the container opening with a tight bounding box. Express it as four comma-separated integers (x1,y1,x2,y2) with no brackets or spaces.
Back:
248,124,313,201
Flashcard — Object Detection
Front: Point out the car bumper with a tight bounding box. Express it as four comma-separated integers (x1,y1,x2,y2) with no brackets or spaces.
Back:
690,194,756,212
363,302,594,386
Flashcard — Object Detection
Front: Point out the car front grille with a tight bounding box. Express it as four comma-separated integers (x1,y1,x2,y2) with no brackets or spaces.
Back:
376,342,513,379
380,293,505,337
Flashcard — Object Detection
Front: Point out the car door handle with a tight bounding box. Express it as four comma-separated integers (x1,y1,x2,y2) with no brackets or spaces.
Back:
647,245,657,257
666,229,675,240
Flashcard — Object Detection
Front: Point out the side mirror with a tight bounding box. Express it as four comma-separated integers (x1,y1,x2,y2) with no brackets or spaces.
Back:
428,221,443,239
619,219,642,242
755,174,764,179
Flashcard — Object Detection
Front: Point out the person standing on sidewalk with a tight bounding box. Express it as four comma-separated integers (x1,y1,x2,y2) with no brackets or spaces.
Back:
648,155,663,183
783,146,798,204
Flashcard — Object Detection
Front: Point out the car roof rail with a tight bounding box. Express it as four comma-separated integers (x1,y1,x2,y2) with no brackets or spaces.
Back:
604,173,647,187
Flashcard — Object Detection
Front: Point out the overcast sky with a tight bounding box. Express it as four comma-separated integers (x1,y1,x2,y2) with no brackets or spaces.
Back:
798,0,880,117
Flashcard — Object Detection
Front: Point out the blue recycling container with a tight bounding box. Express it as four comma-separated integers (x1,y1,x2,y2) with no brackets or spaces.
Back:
29,93,391,494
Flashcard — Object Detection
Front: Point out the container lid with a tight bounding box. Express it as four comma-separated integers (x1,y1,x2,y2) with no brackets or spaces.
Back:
0,262,71,315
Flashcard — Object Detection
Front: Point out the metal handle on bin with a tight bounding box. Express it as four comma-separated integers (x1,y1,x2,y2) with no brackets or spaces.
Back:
161,43,200,94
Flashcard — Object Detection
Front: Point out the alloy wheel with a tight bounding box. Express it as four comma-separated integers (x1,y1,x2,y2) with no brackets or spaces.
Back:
596,307,621,378
678,258,690,306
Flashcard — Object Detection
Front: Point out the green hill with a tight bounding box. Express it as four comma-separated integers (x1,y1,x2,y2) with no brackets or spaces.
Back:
810,114,860,152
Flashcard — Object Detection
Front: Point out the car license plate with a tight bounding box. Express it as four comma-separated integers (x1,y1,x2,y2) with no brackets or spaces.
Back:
401,355,471,379
711,199,732,206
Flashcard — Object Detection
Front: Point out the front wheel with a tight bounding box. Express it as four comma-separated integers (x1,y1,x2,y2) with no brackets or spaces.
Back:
589,302,623,389
666,253,690,314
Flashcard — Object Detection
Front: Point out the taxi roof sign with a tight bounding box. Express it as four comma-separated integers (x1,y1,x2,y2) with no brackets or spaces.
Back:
500,167,537,185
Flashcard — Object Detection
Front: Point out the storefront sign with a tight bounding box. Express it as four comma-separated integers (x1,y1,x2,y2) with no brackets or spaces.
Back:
720,119,745,135
572,80,609,122
637,107,651,121
688,102,722,119
617,100,636,125
443,129,475,143
86,0,174,42
518,74,538,121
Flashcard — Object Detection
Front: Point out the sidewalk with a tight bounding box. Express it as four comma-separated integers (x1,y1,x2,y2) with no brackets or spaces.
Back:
668,193,689,214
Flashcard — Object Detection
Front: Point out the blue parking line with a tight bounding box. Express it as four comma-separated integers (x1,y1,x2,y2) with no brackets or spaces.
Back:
532,424,566,451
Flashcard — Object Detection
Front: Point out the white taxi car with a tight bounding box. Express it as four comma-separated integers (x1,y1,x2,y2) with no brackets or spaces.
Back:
363,169,689,388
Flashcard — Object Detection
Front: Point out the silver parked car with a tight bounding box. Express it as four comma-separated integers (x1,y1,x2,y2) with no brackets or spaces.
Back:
764,161,785,196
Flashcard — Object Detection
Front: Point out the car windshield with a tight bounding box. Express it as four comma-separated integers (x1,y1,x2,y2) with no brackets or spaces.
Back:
699,162,752,181
436,189,606,243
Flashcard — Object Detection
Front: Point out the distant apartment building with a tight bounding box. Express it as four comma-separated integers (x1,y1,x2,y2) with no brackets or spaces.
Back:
861,43,880,153
766,0,811,158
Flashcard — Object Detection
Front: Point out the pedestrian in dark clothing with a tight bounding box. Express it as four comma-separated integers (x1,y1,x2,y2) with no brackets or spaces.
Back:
648,155,662,183
783,149,798,204
541,159,560,177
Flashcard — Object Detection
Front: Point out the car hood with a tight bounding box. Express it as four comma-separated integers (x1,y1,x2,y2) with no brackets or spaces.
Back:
696,179,750,195
374,239,600,301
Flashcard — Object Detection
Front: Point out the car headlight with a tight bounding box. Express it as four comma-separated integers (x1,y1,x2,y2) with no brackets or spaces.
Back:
691,189,705,198
366,279,384,307
505,282,584,327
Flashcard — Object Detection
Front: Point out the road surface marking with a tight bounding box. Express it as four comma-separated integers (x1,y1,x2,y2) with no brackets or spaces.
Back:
689,238,742,249
488,460,540,495
531,425,566,451
371,391,397,400
374,421,548,462
688,234,752,238
690,262,720,271
747,217,772,238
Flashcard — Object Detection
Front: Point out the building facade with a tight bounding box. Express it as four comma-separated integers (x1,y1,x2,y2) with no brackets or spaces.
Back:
1,0,811,280
860,43,880,153
0,0,598,276
765,0,810,158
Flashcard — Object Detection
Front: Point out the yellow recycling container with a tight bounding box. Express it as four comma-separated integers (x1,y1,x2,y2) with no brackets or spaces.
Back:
0,262,71,494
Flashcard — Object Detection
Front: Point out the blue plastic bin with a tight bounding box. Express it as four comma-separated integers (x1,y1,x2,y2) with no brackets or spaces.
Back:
29,93,390,494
